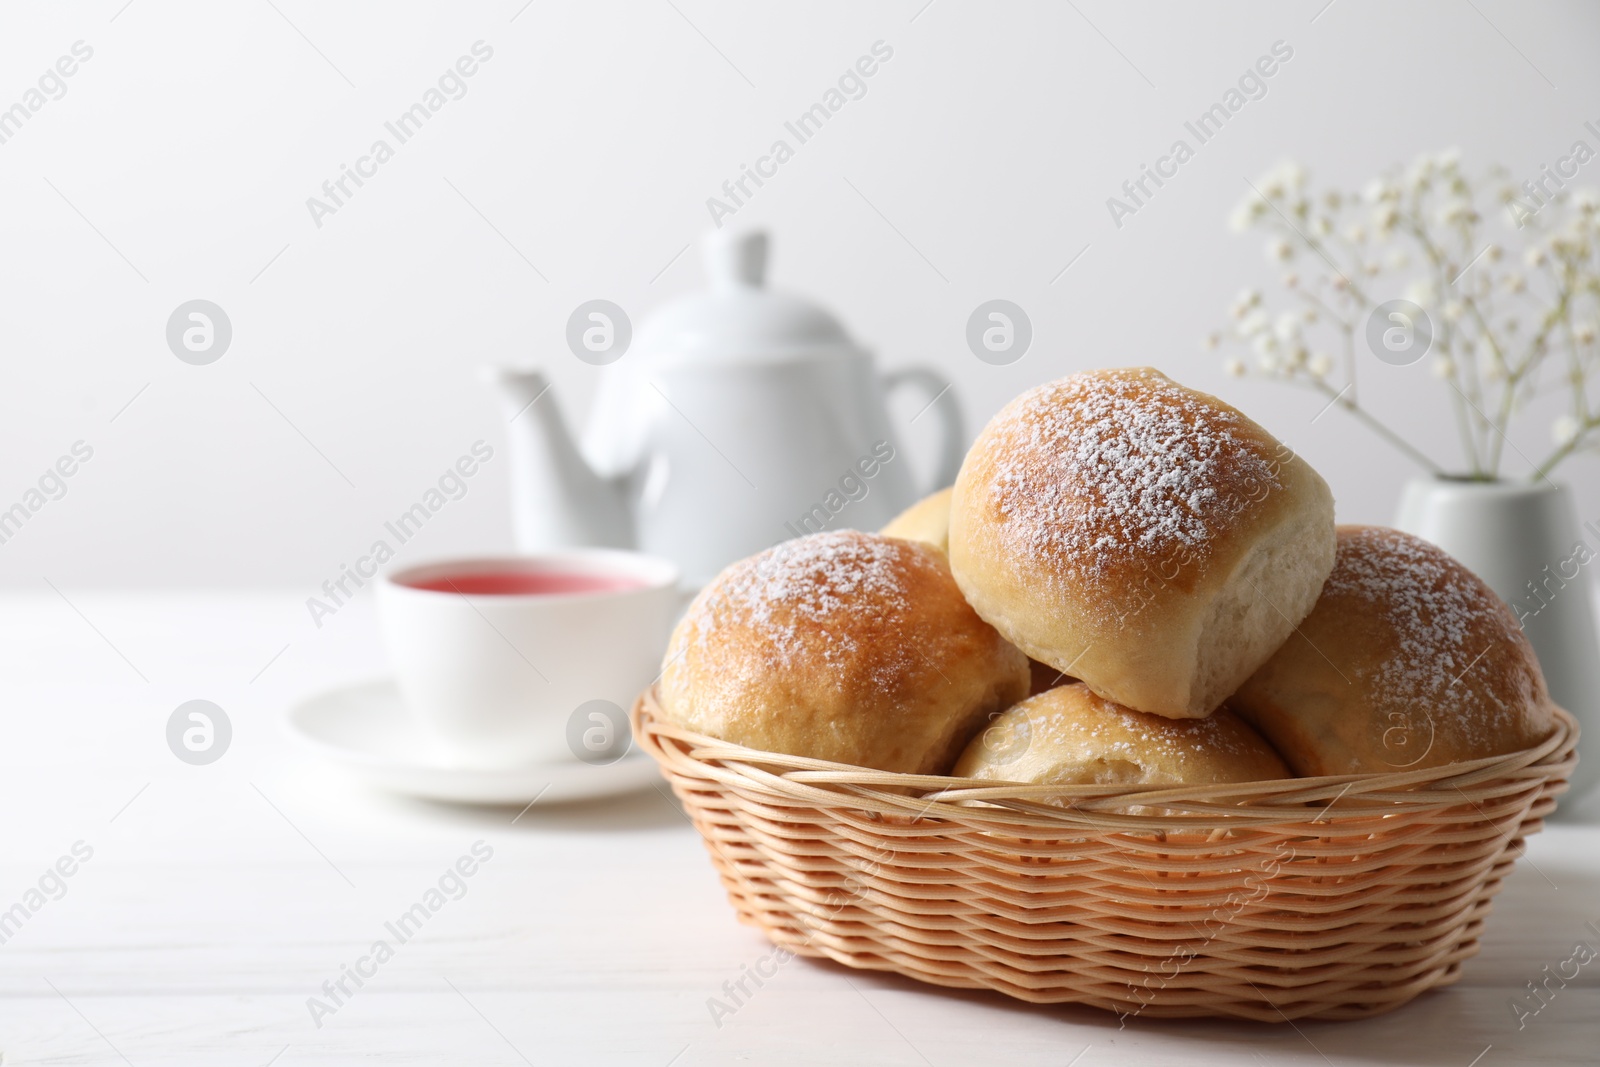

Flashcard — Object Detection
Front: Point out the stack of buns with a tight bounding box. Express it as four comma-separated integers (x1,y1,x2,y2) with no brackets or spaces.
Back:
657,366,1559,795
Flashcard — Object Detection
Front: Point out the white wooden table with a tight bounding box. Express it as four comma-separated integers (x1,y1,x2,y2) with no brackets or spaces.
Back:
2,590,1596,1066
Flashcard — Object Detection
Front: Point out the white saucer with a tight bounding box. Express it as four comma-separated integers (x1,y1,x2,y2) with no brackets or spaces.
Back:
286,678,662,805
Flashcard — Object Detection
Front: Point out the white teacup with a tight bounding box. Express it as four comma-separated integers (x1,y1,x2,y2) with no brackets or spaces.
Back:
376,551,682,768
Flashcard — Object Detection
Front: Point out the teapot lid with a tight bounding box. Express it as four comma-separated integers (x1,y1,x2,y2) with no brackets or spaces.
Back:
634,230,862,364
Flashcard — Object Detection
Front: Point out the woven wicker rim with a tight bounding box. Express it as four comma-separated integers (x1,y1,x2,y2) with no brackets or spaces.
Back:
634,688,1578,829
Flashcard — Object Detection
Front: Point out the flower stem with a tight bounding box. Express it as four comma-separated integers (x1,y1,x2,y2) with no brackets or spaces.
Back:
1308,379,1445,474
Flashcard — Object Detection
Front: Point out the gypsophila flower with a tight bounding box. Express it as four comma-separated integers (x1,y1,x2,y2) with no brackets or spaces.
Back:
1201,332,1221,351
1215,153,1598,481
1436,199,1473,226
1405,278,1438,307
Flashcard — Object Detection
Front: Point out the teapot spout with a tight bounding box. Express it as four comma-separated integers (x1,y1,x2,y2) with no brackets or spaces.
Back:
482,366,633,551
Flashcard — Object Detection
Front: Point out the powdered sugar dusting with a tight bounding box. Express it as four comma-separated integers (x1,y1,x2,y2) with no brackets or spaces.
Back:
1037,687,1258,764
983,370,1282,590
1325,527,1519,751
674,529,923,685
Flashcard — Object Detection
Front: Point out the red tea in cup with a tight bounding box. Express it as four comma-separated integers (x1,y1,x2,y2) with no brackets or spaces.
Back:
400,568,649,596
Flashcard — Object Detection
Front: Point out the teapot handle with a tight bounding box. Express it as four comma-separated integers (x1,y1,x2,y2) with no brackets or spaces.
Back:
882,367,964,497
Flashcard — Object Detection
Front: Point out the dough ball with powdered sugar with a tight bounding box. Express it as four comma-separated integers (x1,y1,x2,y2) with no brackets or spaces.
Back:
949,367,1336,719
657,529,1031,774
1231,525,1557,775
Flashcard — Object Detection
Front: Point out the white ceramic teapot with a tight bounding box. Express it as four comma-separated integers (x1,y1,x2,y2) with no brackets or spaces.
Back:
485,229,963,587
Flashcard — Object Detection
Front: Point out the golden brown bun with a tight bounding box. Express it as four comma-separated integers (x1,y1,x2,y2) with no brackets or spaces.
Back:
949,367,1336,719
881,487,952,553
1231,525,1557,775
659,530,1031,774
954,683,1289,794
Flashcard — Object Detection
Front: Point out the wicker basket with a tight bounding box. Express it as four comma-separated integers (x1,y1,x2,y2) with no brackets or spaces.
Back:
632,688,1578,1022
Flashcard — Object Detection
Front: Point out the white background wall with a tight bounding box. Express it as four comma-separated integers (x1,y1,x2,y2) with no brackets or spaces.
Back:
1,0,1597,589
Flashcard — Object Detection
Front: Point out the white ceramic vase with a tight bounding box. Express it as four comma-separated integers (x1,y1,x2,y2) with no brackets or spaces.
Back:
1395,477,1599,811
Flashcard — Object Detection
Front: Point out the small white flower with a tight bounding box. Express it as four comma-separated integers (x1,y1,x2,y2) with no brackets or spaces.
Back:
1283,271,1300,289
1239,309,1270,337
1444,300,1465,322
1201,332,1221,351
1266,237,1294,262
1435,199,1473,226
1525,246,1548,267
1553,415,1581,445
1308,353,1335,377
1373,205,1400,233
1331,273,1350,291
1576,321,1597,344
1274,311,1301,341
1252,333,1279,358
1345,223,1368,244
1573,189,1600,213
1503,272,1526,294
1432,356,1456,379
1404,278,1437,307
1485,243,1503,262
1436,147,1462,171
1228,287,1262,319
1257,351,1280,373
1302,307,1319,324
1284,344,1309,369
1224,357,1247,377
1228,202,1255,233
1386,248,1410,270
1362,178,1392,204
1312,215,1333,237
1365,261,1382,276
1324,190,1343,211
